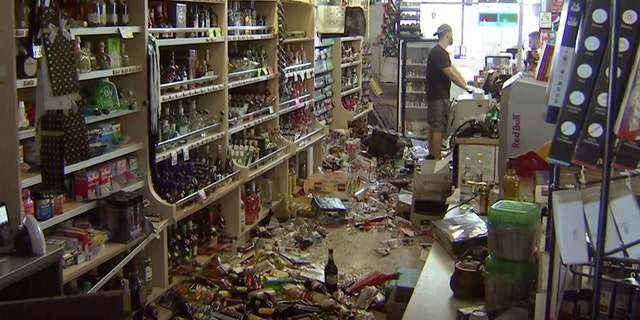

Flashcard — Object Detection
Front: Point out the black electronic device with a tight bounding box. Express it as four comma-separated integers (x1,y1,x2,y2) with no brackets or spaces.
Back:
0,202,12,254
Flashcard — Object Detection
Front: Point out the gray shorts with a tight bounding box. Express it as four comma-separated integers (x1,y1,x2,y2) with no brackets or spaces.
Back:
427,99,451,134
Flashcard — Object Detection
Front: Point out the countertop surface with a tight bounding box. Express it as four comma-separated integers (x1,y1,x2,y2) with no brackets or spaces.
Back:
0,244,63,290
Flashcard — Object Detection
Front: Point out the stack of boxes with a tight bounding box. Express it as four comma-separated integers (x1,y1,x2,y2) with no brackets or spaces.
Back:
484,200,539,311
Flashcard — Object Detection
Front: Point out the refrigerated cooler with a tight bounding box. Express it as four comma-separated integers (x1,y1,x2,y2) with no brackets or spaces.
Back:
397,38,439,139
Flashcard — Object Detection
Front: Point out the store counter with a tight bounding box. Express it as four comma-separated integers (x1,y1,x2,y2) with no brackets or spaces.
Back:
403,240,483,319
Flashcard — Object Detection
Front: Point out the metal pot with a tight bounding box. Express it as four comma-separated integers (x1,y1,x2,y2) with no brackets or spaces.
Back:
450,257,485,299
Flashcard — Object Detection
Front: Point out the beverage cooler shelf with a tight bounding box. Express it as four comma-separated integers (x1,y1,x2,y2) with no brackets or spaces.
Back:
160,84,225,103
155,131,226,163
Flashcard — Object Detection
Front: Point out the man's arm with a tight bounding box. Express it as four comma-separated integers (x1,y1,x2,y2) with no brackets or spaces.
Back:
442,66,468,90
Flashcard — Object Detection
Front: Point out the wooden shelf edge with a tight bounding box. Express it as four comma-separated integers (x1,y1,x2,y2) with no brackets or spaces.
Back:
174,179,242,222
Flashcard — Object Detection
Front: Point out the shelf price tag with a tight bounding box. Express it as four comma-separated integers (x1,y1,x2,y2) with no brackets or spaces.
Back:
182,147,190,161
208,28,215,38
197,189,207,203
294,98,301,107
171,151,178,166
119,27,134,39
268,106,274,114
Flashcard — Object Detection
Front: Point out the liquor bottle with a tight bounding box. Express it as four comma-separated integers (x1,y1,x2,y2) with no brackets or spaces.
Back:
139,254,153,296
187,218,199,256
129,264,145,311
162,51,179,83
191,5,199,37
175,103,190,136
475,153,484,183
16,44,38,79
118,0,129,26
105,0,118,26
324,248,338,294
96,41,112,70
120,43,130,67
501,157,520,200
298,159,307,180
74,37,92,73
87,0,100,27
180,223,192,264
225,146,234,174
97,0,107,26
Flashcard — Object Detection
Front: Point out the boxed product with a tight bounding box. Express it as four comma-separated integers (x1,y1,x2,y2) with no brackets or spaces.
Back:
545,0,586,124
176,49,197,87
614,45,640,140
613,138,640,170
551,189,589,264
547,0,611,166
304,172,361,199
74,170,100,202
581,185,625,258
87,122,122,152
572,0,640,167
608,181,640,259
100,191,144,243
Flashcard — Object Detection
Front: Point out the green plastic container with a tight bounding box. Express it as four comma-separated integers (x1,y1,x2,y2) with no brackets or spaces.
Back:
483,255,535,308
487,200,540,261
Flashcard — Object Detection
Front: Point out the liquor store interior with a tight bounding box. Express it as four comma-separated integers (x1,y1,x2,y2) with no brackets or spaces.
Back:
1,0,639,320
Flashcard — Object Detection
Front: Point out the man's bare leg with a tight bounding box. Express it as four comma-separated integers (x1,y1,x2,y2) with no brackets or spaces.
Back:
427,130,443,160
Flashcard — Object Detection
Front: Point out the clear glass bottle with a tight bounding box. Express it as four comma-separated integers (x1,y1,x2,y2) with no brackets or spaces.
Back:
82,41,98,71
501,157,520,200
97,0,107,26
175,103,190,136
120,43,130,67
87,0,100,27
95,41,112,70
74,37,92,73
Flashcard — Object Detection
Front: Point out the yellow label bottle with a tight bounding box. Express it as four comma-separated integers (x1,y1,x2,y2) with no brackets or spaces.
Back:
501,157,520,200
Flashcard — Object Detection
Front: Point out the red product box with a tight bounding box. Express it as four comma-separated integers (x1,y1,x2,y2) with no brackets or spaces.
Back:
96,165,112,185
74,170,100,201
115,158,128,176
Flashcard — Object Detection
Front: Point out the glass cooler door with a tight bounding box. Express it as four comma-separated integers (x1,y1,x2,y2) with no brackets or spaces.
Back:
398,38,439,139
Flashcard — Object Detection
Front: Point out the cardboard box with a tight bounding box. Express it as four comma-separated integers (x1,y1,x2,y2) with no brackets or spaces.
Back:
547,0,611,166
581,186,625,258
386,286,408,320
551,189,589,264
609,182,640,259
167,3,187,38
74,170,100,202
304,172,361,199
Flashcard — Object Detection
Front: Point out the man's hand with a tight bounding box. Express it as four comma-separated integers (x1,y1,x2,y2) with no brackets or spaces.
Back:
465,85,479,93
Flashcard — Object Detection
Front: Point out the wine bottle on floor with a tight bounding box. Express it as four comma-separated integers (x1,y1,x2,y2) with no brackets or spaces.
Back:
324,248,338,294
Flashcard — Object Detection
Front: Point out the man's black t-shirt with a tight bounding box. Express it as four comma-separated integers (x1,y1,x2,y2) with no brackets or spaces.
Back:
426,45,451,100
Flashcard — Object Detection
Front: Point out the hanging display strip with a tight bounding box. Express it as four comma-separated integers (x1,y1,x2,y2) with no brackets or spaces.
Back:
572,1,640,168
547,0,611,166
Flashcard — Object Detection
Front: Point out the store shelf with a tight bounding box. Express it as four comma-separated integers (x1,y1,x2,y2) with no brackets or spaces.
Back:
228,74,276,89
157,122,222,149
63,235,147,284
315,67,334,75
160,84,224,103
279,97,314,115
227,34,276,42
341,36,363,42
160,75,219,90
283,62,312,72
406,91,425,94
64,142,144,175
353,107,372,120
341,86,361,97
77,65,143,81
18,128,36,140
284,67,314,80
229,112,277,134
69,26,143,38
406,105,427,109
341,60,362,69
164,0,224,3
246,150,291,181
238,202,274,237
20,172,42,189
155,131,226,163
88,219,171,293
292,128,326,150
315,41,335,48
38,177,145,230
406,134,427,139
175,177,242,222
407,63,427,67
228,26,272,32
16,78,37,89
283,37,314,43
156,36,225,47
85,108,140,125
406,76,425,80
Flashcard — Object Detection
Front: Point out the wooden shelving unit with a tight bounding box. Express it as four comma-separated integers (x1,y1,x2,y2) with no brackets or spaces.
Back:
1,0,359,314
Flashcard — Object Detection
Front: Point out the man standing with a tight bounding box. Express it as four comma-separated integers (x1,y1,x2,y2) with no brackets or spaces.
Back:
525,31,541,71
425,24,473,160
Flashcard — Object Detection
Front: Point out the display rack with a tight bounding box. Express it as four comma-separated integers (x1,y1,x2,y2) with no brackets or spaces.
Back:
544,2,640,319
